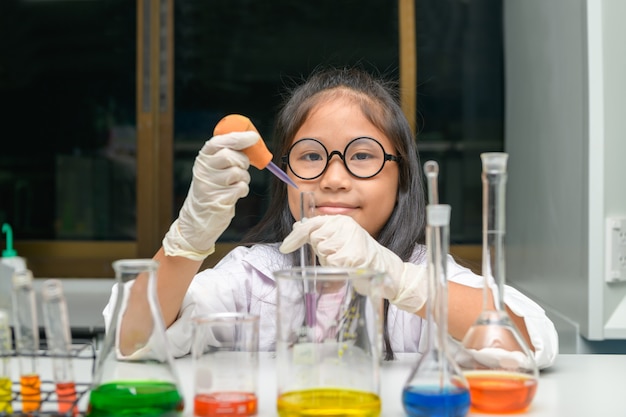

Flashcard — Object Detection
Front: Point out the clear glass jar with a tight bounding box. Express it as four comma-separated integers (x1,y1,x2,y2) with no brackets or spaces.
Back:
274,267,384,417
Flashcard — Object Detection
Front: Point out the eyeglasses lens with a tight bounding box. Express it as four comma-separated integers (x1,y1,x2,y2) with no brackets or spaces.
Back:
287,138,387,179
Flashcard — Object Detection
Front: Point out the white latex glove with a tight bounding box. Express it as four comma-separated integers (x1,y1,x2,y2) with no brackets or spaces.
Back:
279,215,428,313
163,131,259,261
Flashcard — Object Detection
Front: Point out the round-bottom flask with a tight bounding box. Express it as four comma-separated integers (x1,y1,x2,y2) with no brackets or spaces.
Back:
460,153,538,413
87,259,184,417
403,205,470,417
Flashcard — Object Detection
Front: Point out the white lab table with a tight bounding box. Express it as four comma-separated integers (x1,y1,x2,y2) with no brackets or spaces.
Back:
6,352,622,416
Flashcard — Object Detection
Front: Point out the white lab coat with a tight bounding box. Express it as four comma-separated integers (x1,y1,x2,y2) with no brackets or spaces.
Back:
103,243,558,368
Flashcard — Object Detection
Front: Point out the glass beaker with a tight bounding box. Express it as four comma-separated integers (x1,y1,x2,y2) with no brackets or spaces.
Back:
460,153,539,413
191,313,260,417
274,267,384,417
402,204,470,417
87,259,184,417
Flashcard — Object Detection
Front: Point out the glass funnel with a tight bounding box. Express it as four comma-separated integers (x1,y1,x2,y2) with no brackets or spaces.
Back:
460,153,538,413
402,204,470,417
87,259,184,417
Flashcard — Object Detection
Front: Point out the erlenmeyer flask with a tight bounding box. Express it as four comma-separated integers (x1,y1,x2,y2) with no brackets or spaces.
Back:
460,153,538,413
402,204,470,417
87,259,184,417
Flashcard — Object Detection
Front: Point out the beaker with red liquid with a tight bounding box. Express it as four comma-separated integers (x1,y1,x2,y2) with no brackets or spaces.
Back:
191,313,260,417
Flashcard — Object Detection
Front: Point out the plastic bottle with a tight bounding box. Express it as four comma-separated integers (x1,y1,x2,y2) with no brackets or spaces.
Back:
0,309,13,414
1,224,27,322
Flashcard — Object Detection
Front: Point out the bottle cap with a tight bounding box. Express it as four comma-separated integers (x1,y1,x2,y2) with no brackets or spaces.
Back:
12,269,33,289
2,223,17,257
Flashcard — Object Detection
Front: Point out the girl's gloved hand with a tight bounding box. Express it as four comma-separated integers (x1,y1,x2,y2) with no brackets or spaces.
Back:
163,131,260,261
279,215,428,313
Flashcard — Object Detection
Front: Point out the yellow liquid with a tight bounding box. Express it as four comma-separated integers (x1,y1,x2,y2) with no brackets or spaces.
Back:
0,377,13,414
277,388,381,417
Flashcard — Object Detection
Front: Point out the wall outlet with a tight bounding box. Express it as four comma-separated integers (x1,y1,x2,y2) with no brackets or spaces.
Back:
606,217,626,283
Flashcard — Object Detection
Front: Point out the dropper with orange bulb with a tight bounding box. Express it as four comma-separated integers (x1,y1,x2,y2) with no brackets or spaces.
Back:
214,114,298,189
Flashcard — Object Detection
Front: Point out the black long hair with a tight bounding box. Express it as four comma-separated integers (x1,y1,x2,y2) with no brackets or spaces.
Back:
242,67,427,359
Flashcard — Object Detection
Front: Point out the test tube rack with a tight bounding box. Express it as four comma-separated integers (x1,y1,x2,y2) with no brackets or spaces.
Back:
0,340,95,417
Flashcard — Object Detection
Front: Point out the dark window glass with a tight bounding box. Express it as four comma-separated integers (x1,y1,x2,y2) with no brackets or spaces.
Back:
0,0,136,240
416,0,504,243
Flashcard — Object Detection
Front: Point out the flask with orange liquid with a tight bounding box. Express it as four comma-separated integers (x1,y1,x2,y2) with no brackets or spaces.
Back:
460,153,539,413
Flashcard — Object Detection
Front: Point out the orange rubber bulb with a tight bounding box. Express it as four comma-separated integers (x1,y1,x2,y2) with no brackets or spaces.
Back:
213,114,272,170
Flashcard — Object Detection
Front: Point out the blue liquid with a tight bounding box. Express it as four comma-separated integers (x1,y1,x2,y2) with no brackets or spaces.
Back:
402,386,470,417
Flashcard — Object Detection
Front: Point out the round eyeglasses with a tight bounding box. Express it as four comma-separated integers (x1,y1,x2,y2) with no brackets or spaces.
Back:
281,137,401,180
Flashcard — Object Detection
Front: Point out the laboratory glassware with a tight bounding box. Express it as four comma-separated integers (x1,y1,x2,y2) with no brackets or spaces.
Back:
87,259,184,417
402,204,470,417
274,267,384,417
299,191,317,332
12,268,41,413
191,313,260,417
0,309,12,414
460,152,539,413
42,279,78,416
299,191,316,268
423,160,440,205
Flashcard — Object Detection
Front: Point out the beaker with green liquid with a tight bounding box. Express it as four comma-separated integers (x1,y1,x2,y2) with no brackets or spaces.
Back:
87,259,184,417
274,267,385,417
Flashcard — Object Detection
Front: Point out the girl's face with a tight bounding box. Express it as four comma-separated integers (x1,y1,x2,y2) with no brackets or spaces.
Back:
286,96,399,237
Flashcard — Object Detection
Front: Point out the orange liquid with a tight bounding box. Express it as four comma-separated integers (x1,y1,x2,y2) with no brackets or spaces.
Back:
465,371,537,413
20,374,41,413
194,392,257,417
56,381,78,416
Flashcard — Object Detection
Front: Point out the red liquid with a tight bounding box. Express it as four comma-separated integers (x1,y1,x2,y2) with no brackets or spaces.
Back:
465,371,537,413
56,381,78,416
20,374,41,413
194,392,257,417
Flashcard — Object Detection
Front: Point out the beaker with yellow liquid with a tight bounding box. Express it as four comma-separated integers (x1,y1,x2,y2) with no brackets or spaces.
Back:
274,267,384,417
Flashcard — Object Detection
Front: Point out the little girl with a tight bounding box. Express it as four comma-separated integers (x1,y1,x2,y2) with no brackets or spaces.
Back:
106,67,558,368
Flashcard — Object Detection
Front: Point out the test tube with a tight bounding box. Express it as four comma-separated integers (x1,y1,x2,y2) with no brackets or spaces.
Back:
42,279,77,416
11,269,41,413
0,309,13,414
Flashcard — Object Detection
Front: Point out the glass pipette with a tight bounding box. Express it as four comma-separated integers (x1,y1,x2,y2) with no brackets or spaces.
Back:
213,114,299,189
299,192,316,330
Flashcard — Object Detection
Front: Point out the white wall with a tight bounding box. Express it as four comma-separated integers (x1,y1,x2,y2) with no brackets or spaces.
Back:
504,0,626,352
